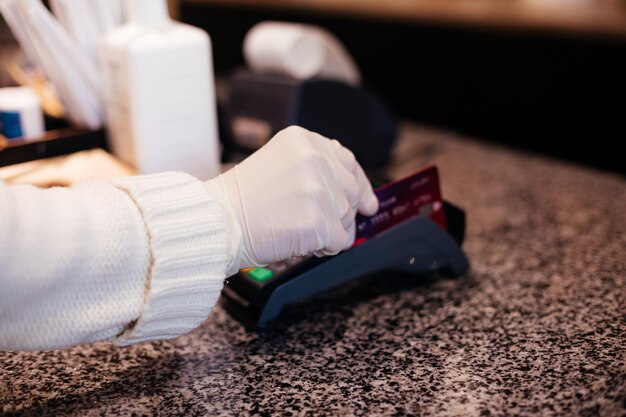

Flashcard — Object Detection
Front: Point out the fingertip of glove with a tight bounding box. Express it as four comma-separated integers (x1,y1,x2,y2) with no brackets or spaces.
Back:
361,193,379,216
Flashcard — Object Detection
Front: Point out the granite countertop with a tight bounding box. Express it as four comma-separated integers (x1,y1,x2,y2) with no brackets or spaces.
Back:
1,123,624,416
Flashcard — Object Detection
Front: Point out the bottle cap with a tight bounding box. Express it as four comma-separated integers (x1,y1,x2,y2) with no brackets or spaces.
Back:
127,0,170,29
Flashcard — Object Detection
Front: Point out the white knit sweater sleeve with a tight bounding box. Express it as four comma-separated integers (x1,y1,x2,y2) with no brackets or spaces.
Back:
0,172,230,351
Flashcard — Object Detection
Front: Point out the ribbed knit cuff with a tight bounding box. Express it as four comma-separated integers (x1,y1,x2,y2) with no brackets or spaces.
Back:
204,174,244,277
109,172,229,346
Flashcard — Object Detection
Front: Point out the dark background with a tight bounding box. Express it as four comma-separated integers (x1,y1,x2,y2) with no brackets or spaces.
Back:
181,4,626,176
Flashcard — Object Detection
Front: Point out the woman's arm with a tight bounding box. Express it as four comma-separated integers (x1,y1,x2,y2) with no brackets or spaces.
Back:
0,172,230,351
0,125,378,352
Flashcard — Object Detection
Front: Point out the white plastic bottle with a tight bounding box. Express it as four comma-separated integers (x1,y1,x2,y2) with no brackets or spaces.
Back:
0,86,44,141
100,0,220,180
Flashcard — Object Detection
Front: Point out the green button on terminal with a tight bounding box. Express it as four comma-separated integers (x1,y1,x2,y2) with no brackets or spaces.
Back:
248,267,273,282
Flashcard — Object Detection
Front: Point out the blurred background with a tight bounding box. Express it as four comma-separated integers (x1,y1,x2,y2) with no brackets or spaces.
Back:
174,0,626,175
1,0,625,175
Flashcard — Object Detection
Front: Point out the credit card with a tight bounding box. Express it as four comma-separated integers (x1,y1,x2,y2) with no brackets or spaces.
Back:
354,165,446,246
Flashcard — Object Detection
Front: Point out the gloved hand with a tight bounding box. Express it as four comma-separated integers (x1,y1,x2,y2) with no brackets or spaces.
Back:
205,125,379,275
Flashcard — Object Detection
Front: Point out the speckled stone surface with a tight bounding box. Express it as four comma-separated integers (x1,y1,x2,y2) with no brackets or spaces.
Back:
1,123,625,416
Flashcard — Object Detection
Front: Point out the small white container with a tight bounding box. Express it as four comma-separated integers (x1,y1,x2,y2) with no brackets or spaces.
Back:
0,86,45,141
99,0,221,180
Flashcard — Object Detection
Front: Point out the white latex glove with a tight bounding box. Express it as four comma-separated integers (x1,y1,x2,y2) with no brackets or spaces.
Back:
205,125,379,275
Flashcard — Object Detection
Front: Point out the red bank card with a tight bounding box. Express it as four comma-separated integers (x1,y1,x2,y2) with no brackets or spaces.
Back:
354,165,446,246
